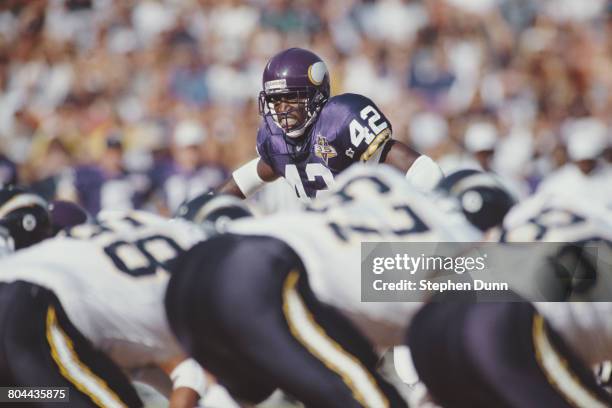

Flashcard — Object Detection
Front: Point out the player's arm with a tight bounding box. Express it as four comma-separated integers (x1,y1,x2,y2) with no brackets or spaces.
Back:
337,95,443,191
380,140,444,191
159,355,211,408
217,157,279,199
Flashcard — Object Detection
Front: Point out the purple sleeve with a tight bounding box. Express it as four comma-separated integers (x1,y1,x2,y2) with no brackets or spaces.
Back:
324,94,393,170
256,121,273,167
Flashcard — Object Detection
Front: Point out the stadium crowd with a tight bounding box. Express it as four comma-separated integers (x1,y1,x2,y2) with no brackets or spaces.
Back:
2,2,612,407
0,0,611,216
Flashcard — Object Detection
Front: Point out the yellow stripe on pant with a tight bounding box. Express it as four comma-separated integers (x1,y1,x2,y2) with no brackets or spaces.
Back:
533,313,607,408
46,306,127,408
282,270,389,408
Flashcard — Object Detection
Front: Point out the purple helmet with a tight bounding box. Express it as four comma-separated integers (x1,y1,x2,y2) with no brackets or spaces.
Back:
49,200,90,234
258,48,330,138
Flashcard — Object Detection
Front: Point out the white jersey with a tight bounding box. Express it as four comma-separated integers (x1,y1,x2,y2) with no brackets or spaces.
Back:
537,163,612,209
0,210,206,371
501,193,612,365
229,165,481,347
502,192,612,243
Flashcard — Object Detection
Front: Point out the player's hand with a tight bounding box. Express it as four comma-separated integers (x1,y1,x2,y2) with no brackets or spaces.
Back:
160,355,211,408
168,386,201,408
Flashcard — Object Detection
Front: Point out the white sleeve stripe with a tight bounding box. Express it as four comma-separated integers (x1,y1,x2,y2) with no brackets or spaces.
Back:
0,194,47,218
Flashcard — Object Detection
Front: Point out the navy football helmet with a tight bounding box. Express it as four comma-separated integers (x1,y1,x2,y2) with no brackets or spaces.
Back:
0,186,52,250
176,192,252,232
437,169,516,231
258,48,330,139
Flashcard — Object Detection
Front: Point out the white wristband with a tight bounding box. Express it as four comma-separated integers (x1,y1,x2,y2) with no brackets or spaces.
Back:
232,158,266,198
170,358,208,397
405,155,444,192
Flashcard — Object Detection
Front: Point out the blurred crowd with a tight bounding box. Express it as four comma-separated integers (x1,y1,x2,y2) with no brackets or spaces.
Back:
1,0,611,216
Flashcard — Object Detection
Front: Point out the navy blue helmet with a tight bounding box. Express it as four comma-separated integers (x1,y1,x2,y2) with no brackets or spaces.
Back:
176,193,252,231
0,186,52,249
437,169,516,231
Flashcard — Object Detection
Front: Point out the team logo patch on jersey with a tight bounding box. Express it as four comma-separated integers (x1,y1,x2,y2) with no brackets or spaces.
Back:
314,135,337,164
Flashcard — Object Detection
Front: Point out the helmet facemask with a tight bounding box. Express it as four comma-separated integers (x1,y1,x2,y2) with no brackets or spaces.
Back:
259,87,327,139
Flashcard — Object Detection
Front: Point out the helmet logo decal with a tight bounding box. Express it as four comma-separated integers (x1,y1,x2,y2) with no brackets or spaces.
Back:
265,79,287,91
308,62,327,85
22,213,37,231
462,191,483,213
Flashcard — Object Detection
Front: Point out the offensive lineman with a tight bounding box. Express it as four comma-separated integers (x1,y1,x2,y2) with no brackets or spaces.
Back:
219,48,444,202
0,195,250,407
406,192,612,407
166,165,482,408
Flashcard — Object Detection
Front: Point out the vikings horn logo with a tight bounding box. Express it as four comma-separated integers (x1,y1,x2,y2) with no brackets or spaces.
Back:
308,62,327,85
314,134,337,164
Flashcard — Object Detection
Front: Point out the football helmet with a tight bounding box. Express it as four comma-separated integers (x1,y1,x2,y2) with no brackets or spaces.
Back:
0,186,52,250
258,48,330,139
176,192,252,232
437,169,516,231
49,200,89,234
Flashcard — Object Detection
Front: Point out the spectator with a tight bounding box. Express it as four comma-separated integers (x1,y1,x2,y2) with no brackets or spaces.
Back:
0,0,610,211
163,119,227,213
537,117,612,205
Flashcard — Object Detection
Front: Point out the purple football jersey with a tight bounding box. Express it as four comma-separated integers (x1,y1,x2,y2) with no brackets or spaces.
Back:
256,93,392,200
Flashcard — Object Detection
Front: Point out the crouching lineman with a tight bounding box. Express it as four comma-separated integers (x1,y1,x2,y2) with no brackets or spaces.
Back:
0,194,251,407
406,192,612,407
165,164,483,407
392,168,517,405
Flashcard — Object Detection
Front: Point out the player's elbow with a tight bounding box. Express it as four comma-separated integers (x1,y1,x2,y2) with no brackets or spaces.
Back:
216,176,247,199
380,140,420,173
381,141,444,191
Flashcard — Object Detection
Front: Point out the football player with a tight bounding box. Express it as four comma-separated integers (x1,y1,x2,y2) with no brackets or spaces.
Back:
406,192,612,407
392,168,517,401
219,48,444,202
502,193,612,366
166,164,481,408
0,195,252,407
